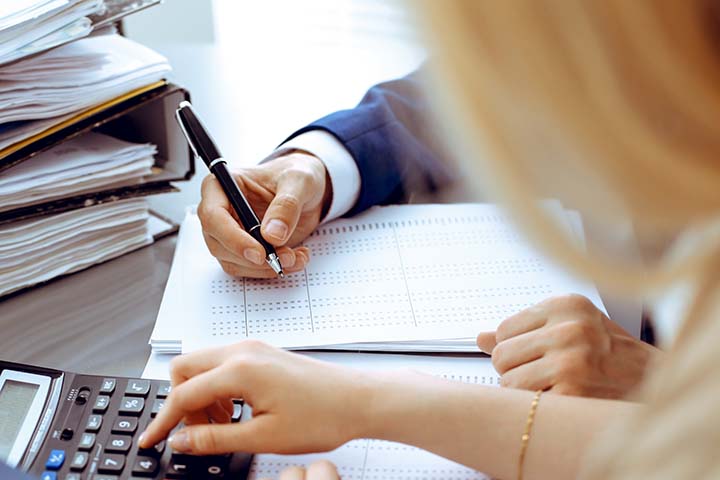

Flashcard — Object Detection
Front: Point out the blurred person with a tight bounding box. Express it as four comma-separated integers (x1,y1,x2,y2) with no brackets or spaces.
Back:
145,1,720,479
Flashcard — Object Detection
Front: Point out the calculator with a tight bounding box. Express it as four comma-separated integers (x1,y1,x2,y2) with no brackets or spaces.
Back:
0,360,253,479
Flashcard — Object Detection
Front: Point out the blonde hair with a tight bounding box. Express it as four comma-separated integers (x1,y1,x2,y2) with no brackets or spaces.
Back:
415,1,720,297
413,0,720,477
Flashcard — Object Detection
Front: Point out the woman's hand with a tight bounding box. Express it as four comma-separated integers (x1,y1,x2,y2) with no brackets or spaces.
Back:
477,294,660,398
260,461,340,480
138,340,373,455
198,152,331,278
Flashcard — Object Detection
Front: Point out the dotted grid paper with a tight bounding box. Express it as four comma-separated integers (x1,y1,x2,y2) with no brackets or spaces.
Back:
182,203,605,352
249,353,499,480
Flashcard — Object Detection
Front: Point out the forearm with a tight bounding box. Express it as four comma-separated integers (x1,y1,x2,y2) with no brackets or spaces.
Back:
360,371,642,480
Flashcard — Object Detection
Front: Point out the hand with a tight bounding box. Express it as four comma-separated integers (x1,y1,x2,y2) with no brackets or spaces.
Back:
138,340,371,455
198,152,331,278
476,294,660,399
260,461,340,480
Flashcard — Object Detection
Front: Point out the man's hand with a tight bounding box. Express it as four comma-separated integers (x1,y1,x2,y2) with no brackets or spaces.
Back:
477,294,660,399
198,152,331,278
260,461,340,480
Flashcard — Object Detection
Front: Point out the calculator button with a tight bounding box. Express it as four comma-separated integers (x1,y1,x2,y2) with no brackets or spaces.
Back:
78,432,96,450
198,459,227,478
156,383,172,398
65,474,82,480
70,451,89,471
150,398,165,417
232,403,243,422
105,435,132,453
97,454,125,474
45,449,65,469
125,380,150,397
138,439,165,457
131,456,159,477
118,396,144,416
40,472,57,480
100,378,117,394
93,395,110,413
85,414,103,432
111,416,137,434
166,455,190,478
93,476,119,480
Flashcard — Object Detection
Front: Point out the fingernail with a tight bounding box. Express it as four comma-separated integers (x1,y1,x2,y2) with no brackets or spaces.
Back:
138,433,146,447
169,431,191,452
265,219,288,241
279,252,294,267
244,249,264,265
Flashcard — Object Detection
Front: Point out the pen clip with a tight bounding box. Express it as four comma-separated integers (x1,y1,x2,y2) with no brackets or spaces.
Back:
175,102,201,161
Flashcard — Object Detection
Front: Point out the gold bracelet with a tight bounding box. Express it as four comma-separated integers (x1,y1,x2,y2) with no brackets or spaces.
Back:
518,390,543,480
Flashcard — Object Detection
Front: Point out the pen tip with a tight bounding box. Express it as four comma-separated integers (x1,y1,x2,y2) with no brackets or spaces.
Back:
279,271,285,279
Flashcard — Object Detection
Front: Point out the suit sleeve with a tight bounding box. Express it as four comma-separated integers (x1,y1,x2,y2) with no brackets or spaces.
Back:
282,69,455,217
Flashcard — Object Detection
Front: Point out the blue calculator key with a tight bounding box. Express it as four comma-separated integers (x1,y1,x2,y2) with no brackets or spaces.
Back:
40,472,57,480
45,449,65,469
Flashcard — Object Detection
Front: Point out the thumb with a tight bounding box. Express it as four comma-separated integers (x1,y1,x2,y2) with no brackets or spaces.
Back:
476,331,498,354
262,173,314,245
169,417,273,455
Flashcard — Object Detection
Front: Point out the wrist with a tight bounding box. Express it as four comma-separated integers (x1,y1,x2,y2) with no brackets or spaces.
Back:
354,370,436,442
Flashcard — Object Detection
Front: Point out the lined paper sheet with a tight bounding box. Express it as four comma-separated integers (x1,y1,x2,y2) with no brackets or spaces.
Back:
182,203,605,352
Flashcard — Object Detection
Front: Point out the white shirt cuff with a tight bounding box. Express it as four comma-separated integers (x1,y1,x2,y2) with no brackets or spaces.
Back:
266,129,361,222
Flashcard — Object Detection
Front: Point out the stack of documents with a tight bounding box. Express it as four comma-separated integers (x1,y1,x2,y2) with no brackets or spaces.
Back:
0,197,153,297
0,0,104,66
0,131,156,212
0,33,171,151
150,202,606,354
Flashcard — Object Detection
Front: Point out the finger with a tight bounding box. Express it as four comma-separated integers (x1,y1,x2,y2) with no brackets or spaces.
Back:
307,460,340,479
279,466,307,480
205,234,260,268
198,200,266,266
167,415,277,455
206,400,232,424
500,358,554,391
169,346,236,387
491,329,548,375
261,172,316,245
140,362,239,448
476,332,496,353
496,306,548,342
218,253,308,279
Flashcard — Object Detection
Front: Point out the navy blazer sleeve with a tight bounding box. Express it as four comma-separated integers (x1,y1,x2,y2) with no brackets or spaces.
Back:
283,69,455,217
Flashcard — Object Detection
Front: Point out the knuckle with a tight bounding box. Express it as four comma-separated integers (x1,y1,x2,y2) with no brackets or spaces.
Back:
239,338,266,351
273,192,302,211
490,343,509,373
553,294,595,313
191,426,219,453
551,321,594,347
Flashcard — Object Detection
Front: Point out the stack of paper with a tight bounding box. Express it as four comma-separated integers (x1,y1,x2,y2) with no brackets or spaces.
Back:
0,0,104,66
0,131,155,212
0,131,155,210
150,202,606,354
0,33,171,151
0,197,153,297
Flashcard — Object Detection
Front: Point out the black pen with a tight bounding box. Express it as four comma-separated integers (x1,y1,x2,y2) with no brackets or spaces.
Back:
175,101,284,278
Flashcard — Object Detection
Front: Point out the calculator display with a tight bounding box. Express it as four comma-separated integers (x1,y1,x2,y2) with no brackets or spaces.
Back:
0,380,39,462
